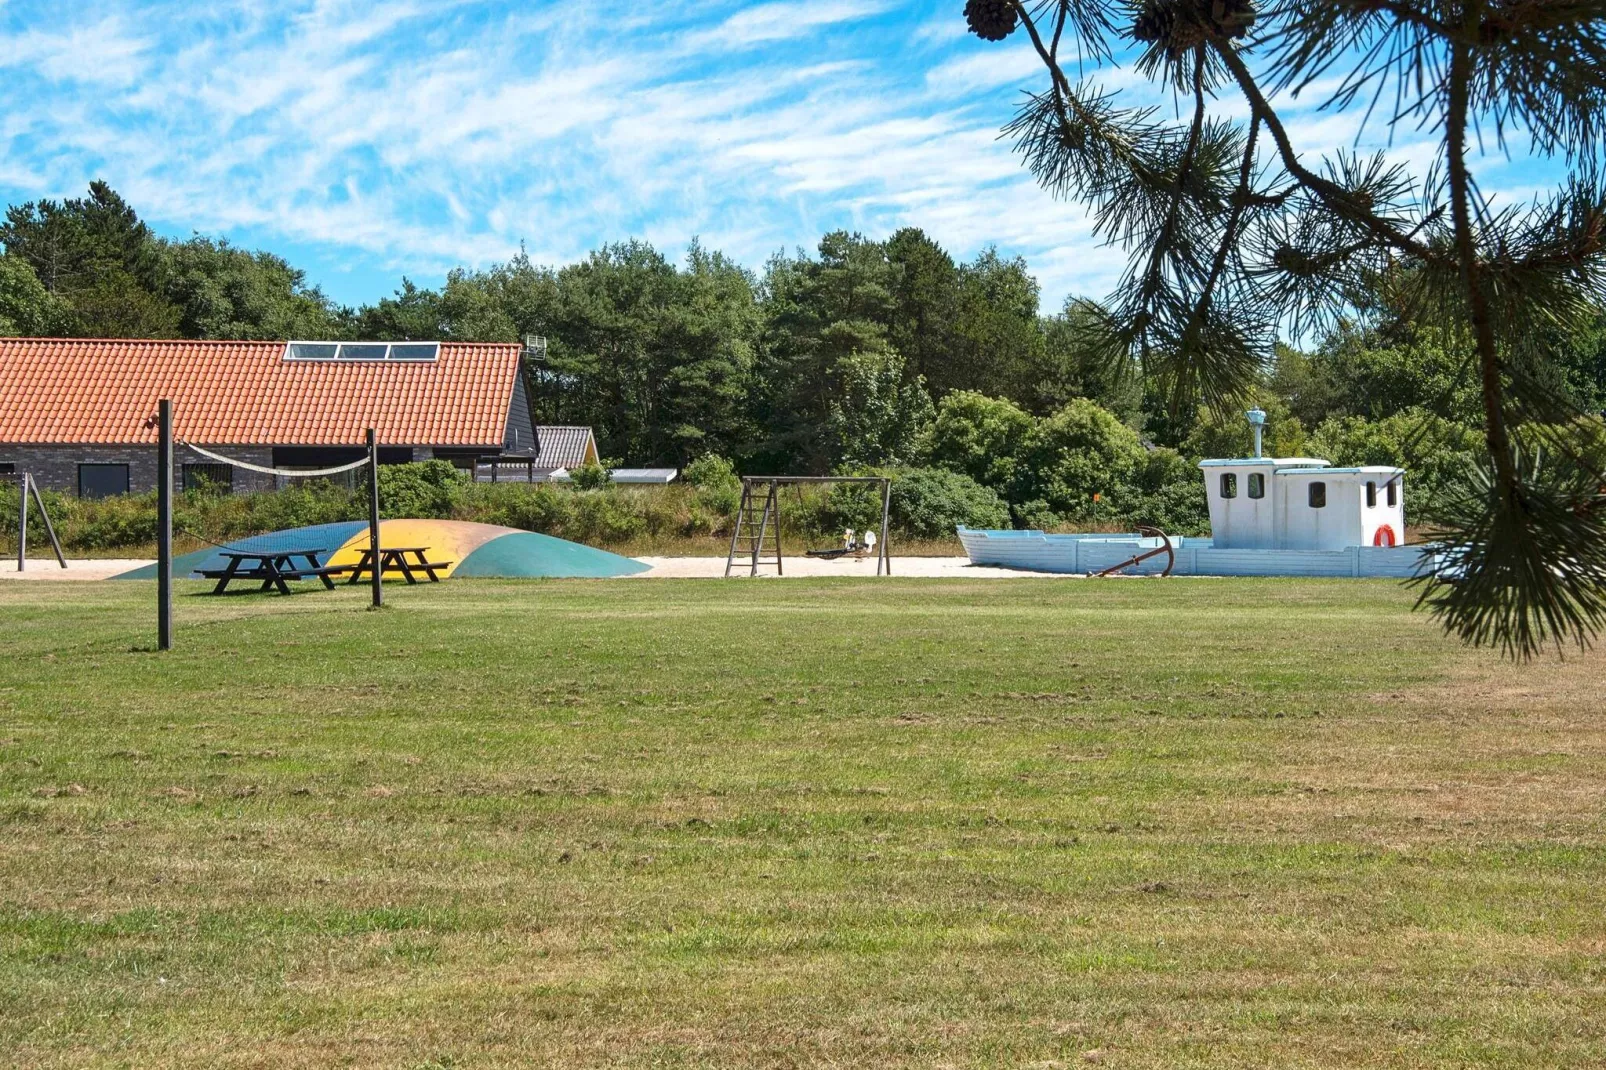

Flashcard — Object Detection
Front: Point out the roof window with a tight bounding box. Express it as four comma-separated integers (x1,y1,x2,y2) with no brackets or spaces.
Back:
284,341,440,362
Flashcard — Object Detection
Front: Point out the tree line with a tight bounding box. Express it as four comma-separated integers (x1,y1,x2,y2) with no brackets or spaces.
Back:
3,182,1604,531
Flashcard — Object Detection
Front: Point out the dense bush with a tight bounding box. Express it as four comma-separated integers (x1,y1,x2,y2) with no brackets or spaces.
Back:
377,461,465,519
683,454,740,530
1018,398,1148,523
567,462,611,491
922,390,1035,498
1115,448,1211,535
888,468,1009,538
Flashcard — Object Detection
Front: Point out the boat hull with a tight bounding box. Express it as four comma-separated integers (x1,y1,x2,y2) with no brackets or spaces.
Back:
956,528,1431,578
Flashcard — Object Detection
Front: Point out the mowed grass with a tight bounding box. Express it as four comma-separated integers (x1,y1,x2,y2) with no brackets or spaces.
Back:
1,578,1603,1069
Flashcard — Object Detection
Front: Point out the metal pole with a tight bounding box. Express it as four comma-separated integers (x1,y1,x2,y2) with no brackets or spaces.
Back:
27,476,67,568
367,429,382,608
878,478,891,577
17,473,27,573
157,399,173,651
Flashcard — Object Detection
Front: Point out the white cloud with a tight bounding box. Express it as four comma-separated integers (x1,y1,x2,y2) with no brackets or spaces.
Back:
0,0,1562,312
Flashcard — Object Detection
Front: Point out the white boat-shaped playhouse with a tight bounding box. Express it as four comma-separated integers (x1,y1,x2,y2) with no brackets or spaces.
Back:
958,409,1432,578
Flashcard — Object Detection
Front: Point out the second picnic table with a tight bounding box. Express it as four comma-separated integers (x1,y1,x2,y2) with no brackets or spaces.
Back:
341,546,453,584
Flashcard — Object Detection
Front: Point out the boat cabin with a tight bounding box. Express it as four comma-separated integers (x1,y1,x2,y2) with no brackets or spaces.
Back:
1199,411,1405,551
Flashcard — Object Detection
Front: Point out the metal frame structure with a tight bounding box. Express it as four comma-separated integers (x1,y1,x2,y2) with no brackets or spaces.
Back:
8,471,68,572
724,476,892,578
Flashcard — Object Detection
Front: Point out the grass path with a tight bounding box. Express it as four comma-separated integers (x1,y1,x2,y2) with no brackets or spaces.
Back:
1,578,1603,1068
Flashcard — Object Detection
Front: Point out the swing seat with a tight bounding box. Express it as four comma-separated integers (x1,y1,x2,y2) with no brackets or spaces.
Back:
806,547,855,559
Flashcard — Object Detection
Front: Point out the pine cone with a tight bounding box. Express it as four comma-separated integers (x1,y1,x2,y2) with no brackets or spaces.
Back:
965,0,1019,41
1132,0,1176,45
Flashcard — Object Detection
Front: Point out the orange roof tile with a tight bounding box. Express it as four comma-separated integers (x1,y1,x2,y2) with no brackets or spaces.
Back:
0,338,523,447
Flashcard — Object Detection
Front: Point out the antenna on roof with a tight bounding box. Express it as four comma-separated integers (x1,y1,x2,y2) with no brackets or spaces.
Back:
1246,408,1266,459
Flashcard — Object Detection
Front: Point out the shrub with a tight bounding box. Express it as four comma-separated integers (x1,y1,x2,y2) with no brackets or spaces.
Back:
567,489,646,543
683,454,737,490
682,453,741,529
889,468,1009,538
568,462,611,491
1308,409,1480,526
922,390,1034,497
453,482,573,534
1019,398,1147,521
1115,448,1210,535
377,461,466,519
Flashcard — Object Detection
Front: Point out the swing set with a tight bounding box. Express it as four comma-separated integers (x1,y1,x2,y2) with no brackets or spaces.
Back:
6,471,68,572
724,475,892,577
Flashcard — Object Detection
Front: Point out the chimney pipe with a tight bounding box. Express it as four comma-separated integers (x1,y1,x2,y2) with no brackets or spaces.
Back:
1246,408,1266,459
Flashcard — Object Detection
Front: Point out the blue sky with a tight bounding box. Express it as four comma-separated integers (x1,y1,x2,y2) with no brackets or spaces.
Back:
0,0,1567,312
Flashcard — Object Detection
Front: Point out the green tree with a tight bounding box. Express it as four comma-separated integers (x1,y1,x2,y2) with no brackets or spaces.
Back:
1019,398,1147,522
756,232,902,472
828,346,934,469
162,237,341,340
0,254,71,335
1035,298,1143,419
1309,409,1481,526
0,181,179,337
947,248,1046,402
921,390,1036,498
885,228,962,390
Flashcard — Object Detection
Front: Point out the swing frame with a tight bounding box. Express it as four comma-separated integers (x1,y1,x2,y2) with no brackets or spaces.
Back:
724,476,893,577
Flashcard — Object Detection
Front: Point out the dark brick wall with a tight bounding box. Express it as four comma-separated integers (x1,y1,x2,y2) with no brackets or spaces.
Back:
1,445,279,495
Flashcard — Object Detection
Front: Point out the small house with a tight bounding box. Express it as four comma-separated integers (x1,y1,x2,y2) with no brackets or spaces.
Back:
0,337,597,496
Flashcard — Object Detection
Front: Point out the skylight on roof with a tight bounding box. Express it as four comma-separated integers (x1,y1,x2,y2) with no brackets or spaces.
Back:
284,341,440,362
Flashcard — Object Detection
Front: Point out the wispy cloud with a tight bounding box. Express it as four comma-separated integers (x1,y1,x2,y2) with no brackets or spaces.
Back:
0,0,1564,310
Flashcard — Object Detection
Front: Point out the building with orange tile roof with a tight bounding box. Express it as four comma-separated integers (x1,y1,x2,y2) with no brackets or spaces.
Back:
0,337,588,496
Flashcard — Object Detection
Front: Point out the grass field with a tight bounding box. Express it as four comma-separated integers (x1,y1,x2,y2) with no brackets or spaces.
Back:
2,577,1603,1068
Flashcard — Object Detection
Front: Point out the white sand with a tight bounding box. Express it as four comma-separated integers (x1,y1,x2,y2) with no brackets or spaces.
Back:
630,555,1065,579
0,559,151,581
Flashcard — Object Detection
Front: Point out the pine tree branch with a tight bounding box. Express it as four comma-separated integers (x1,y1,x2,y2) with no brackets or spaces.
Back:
1211,42,1441,265
1136,58,1209,315
1186,118,1261,336
1446,20,1519,505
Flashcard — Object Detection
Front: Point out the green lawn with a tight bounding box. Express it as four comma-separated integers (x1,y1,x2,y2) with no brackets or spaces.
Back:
2,578,1602,1068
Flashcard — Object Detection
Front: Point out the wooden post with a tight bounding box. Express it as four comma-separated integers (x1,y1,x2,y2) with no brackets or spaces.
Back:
157,399,173,651
16,473,27,573
878,477,892,577
367,429,382,608
27,476,67,568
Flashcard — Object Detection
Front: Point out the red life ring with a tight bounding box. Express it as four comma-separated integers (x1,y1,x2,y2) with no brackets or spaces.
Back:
1373,525,1397,547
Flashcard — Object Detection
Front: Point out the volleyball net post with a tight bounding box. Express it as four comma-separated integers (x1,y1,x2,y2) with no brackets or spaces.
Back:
367,428,382,609
157,398,173,651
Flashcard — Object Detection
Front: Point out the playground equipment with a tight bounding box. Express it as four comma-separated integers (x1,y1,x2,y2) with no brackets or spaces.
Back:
114,520,648,582
725,476,892,577
958,410,1427,578
7,471,67,571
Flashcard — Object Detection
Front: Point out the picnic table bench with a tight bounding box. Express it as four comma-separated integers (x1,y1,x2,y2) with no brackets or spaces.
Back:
338,546,453,584
199,548,341,595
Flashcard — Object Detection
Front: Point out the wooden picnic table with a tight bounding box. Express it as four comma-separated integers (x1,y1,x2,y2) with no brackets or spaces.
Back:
200,547,339,595
340,546,453,585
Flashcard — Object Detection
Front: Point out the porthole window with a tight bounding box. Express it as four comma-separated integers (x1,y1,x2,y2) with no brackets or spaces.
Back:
1387,480,1398,507
1220,473,1237,499
1247,473,1265,499
1309,481,1327,509
1366,481,1377,508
